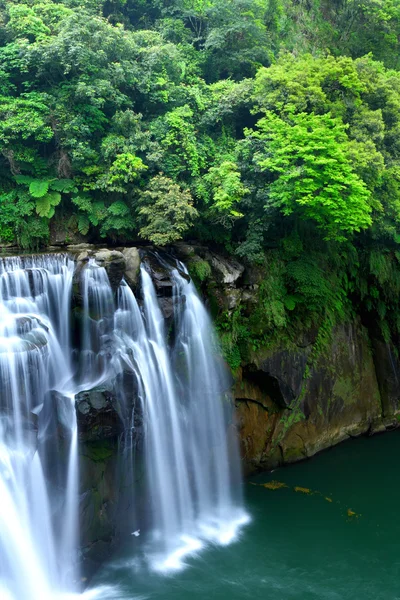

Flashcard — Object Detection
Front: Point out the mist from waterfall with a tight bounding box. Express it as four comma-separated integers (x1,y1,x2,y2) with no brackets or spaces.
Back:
0,252,248,599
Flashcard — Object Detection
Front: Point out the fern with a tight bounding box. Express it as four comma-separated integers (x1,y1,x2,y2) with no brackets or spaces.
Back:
78,214,90,235
50,179,76,193
89,202,107,226
107,200,130,216
35,191,61,218
14,175,34,185
72,193,93,213
30,180,49,198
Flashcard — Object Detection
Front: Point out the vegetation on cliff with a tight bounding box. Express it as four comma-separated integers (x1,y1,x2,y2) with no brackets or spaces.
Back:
2,0,400,353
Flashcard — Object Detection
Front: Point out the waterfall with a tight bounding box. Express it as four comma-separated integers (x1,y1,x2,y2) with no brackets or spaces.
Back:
0,251,248,598
117,262,249,572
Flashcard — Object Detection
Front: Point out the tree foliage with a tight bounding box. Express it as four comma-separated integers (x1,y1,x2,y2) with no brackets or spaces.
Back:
138,175,198,244
249,111,372,241
2,0,400,347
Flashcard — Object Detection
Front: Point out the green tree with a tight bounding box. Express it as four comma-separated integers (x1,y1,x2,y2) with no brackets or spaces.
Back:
138,174,198,244
202,160,247,225
248,111,373,241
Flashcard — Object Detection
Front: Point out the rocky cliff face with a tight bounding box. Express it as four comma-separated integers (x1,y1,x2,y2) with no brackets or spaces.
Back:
234,322,385,474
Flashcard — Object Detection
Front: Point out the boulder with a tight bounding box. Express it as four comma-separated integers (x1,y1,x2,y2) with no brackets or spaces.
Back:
94,250,126,292
209,253,244,285
77,250,90,262
75,386,122,442
122,247,140,291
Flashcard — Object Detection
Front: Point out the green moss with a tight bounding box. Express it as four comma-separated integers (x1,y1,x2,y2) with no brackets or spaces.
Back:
283,445,305,461
332,375,359,405
220,332,242,371
82,440,114,463
188,259,212,285
205,282,221,320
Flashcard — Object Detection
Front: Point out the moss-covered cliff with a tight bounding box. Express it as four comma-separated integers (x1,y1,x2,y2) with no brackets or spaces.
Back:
177,243,400,475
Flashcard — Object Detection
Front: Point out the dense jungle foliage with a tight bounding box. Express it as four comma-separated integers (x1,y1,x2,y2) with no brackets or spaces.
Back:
2,0,400,357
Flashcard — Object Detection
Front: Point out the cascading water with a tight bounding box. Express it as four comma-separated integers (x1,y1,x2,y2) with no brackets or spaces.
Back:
117,261,249,571
79,259,116,383
0,251,248,599
0,254,78,600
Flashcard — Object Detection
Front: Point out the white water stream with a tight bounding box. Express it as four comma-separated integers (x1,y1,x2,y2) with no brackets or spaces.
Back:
0,255,78,600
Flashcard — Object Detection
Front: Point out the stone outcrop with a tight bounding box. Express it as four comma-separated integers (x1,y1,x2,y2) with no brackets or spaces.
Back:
76,375,142,579
79,439,119,579
76,386,122,442
370,337,400,418
235,321,386,474
209,254,244,285
141,253,174,297
173,245,245,318
94,249,126,292
71,247,132,309
122,247,140,291
140,252,188,322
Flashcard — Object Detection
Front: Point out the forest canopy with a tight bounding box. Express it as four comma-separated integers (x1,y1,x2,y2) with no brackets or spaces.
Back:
2,0,400,352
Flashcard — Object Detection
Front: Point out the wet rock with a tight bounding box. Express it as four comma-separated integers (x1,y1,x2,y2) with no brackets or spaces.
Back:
75,386,122,442
142,254,173,297
81,539,115,581
94,250,126,292
157,295,186,321
122,247,140,291
370,337,400,417
225,288,242,310
15,315,48,335
244,348,310,409
77,250,90,262
75,371,141,442
79,474,117,581
67,243,96,253
42,390,77,436
173,243,196,258
77,371,143,580
158,296,175,320
71,258,88,308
